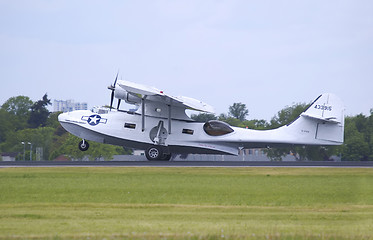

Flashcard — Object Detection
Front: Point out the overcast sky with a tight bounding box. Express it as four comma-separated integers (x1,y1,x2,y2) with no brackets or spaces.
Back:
1,0,372,120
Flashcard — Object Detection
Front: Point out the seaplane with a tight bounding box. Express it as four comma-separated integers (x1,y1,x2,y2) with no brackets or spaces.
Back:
58,75,345,161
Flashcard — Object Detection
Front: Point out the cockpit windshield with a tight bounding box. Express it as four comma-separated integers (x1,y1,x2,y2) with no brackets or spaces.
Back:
91,106,109,114
203,120,234,136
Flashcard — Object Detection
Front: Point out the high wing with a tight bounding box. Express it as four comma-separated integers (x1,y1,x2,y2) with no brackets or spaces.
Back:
118,80,161,96
116,80,214,113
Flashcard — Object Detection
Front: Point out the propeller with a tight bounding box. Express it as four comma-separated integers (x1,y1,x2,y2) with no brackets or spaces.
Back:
108,72,119,111
117,99,121,109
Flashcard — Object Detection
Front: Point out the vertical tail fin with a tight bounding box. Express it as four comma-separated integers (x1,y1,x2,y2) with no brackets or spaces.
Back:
288,93,344,145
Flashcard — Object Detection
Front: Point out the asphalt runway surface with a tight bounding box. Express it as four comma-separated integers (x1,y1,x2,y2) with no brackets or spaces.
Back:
1,160,373,167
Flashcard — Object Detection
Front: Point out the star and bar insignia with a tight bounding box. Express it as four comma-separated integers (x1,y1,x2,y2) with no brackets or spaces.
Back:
81,114,107,126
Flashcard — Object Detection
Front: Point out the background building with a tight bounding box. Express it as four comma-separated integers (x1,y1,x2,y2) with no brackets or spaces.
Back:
53,100,88,112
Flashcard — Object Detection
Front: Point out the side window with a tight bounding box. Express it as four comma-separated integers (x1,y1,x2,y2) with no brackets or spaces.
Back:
124,123,136,129
203,120,234,136
182,129,194,135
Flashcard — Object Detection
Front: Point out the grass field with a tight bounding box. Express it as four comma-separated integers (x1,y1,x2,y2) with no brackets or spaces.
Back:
0,167,372,239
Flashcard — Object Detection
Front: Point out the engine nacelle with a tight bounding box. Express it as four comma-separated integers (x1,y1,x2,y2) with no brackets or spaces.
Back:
114,88,141,105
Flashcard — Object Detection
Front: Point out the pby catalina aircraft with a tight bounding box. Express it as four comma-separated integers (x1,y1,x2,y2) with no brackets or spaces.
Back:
58,76,345,160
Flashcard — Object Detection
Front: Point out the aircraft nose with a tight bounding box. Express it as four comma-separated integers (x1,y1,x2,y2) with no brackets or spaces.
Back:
58,112,68,122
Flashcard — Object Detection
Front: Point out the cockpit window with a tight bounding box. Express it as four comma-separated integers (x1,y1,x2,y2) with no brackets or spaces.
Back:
98,109,109,114
203,120,234,136
91,107,109,114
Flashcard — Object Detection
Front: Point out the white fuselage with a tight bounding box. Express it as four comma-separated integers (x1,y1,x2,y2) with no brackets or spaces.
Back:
58,105,342,156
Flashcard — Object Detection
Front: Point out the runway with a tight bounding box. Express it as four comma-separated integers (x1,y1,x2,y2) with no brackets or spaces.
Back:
1,160,373,167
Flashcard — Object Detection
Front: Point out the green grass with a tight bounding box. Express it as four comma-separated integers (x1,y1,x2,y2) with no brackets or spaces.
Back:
0,167,373,239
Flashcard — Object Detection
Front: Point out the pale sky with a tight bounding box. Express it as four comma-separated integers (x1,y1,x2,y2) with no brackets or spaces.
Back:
1,0,372,120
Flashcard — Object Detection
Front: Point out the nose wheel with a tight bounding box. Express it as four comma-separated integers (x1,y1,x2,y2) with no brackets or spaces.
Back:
78,140,89,151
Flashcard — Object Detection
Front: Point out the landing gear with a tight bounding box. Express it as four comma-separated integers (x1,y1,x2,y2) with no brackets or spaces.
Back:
145,146,163,160
145,146,172,161
78,140,89,151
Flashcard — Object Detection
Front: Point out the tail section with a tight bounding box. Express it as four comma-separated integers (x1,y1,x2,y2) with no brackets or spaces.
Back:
287,93,344,145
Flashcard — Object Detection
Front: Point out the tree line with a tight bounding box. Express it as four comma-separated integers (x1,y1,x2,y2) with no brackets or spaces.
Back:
1,95,372,161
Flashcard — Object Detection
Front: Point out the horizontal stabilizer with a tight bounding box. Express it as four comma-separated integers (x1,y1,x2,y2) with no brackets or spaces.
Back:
301,114,340,124
301,93,344,124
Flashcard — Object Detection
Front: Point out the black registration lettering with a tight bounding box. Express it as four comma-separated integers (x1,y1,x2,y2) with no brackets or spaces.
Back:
314,105,332,111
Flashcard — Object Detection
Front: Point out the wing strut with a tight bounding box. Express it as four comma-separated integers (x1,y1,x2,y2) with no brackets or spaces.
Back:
141,96,147,132
168,104,171,134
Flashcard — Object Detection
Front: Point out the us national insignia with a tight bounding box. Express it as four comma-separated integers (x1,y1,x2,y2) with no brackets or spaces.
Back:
81,115,107,126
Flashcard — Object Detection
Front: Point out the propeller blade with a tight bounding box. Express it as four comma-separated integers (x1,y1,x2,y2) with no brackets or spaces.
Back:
114,71,119,87
110,91,114,111
117,99,121,109
109,71,119,111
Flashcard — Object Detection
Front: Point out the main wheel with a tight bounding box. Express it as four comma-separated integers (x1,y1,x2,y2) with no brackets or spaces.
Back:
145,146,163,161
78,140,89,151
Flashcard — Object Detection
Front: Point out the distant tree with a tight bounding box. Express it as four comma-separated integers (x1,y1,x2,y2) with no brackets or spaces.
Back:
338,113,373,161
269,103,309,128
191,113,217,122
0,127,55,160
1,96,33,131
1,96,33,117
28,94,51,128
218,106,268,129
243,119,269,130
46,112,63,129
264,147,288,161
50,134,86,160
218,113,228,120
0,109,13,143
50,134,129,161
221,117,245,128
229,102,248,121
